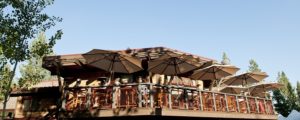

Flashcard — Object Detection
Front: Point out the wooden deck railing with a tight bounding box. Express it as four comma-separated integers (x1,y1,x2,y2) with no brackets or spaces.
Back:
63,83,275,115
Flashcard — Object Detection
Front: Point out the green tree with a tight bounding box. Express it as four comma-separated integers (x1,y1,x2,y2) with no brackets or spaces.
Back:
221,52,230,65
0,65,11,101
273,89,290,117
248,59,261,72
278,72,291,98
273,72,299,116
0,0,62,118
286,81,298,111
0,46,6,75
18,32,52,88
296,81,300,111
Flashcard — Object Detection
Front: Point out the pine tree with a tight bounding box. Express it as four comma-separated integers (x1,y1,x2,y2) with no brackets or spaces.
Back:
286,81,297,111
296,81,300,111
273,72,299,116
273,89,290,117
248,59,261,72
278,72,291,98
221,52,230,65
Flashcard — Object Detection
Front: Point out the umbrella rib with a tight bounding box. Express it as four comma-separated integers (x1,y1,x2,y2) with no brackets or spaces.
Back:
148,59,167,71
119,58,129,73
175,56,202,70
181,58,204,69
119,55,142,73
214,67,223,79
227,77,239,86
195,68,208,80
174,59,178,75
84,51,142,74
161,61,171,75
86,56,108,65
149,55,202,75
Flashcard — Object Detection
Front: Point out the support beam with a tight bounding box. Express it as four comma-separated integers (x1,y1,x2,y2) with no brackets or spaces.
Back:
224,94,229,112
199,91,203,111
263,99,267,114
245,97,250,113
150,84,154,108
61,90,68,110
138,83,143,107
168,87,172,109
86,88,92,109
185,90,189,109
112,86,119,109
212,93,217,111
255,98,259,113
235,95,240,112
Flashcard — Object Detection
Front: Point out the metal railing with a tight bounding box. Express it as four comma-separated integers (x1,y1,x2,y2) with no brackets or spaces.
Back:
63,83,275,115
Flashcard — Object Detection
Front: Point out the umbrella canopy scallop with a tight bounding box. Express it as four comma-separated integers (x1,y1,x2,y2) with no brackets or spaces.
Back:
83,49,143,73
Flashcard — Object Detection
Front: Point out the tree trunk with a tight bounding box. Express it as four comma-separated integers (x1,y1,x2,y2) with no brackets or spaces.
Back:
1,61,18,120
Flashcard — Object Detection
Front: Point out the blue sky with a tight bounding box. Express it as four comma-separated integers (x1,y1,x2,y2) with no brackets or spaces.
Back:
43,0,300,85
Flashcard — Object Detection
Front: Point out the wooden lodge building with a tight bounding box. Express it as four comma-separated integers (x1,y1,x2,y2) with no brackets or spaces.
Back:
10,47,277,120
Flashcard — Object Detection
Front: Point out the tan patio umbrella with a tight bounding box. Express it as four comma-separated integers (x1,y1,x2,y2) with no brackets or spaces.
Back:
190,65,240,89
148,52,207,84
248,82,283,97
148,52,206,76
219,86,247,94
222,72,268,86
83,49,143,79
191,65,239,80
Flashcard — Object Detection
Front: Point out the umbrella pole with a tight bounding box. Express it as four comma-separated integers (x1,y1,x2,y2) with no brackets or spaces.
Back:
244,78,250,96
210,70,218,91
109,71,114,84
209,80,215,91
109,55,116,84
173,59,182,86
211,68,219,91
217,78,224,91
174,60,179,86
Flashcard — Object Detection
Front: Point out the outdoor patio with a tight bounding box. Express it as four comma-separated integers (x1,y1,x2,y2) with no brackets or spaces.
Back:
12,47,279,119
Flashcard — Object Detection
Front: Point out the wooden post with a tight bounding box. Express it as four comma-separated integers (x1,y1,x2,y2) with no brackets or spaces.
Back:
86,88,92,109
235,95,240,112
112,86,116,108
270,94,275,115
138,83,143,107
212,93,217,111
263,99,267,114
245,96,250,113
224,94,229,112
61,89,68,110
198,90,203,111
150,84,154,108
112,85,120,109
255,97,259,113
168,87,172,109
184,89,189,109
